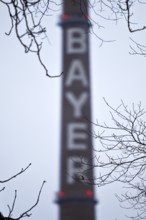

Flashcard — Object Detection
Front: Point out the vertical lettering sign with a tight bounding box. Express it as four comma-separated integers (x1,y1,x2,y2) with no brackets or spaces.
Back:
59,3,96,220
60,1,94,196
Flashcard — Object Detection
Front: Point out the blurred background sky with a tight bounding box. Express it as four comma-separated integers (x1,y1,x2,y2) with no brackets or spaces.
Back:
0,1,146,220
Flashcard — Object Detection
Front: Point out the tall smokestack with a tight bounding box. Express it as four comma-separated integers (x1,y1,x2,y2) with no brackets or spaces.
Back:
56,1,97,220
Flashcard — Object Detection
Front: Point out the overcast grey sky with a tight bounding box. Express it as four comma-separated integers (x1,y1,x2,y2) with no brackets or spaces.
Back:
0,2,146,220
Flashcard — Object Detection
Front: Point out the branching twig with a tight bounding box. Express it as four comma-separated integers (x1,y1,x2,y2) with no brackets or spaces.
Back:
82,99,146,219
0,163,31,184
0,181,46,220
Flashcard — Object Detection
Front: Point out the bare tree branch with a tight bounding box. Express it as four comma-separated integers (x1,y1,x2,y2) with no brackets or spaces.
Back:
85,99,146,219
15,181,46,220
1,0,146,75
0,163,31,184
0,0,63,77
0,181,46,220
130,38,146,57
